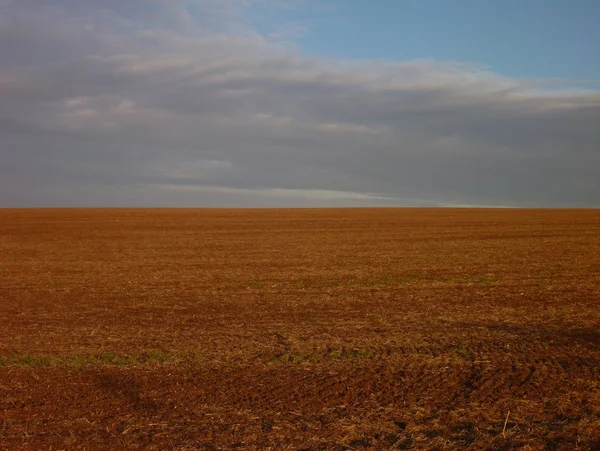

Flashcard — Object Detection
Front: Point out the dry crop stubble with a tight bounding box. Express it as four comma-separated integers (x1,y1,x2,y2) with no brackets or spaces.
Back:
0,208,599,449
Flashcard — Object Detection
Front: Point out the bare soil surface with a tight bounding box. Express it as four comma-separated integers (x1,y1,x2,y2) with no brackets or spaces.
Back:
1,208,599,450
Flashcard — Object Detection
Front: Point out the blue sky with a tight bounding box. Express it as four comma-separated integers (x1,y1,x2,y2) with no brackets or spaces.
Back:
0,0,599,207
279,0,600,82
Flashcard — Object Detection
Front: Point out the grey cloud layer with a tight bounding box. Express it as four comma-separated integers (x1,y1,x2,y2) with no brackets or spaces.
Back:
1,0,599,206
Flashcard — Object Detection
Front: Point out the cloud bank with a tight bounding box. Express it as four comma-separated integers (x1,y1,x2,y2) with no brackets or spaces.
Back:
1,0,599,207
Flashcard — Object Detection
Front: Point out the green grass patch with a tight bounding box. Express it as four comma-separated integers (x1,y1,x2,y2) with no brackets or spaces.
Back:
453,345,470,359
140,350,173,363
1,350,175,368
94,352,136,366
477,275,496,285
10,355,54,366
65,355,90,369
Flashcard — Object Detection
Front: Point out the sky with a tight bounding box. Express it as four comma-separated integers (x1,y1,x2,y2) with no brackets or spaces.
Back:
0,0,599,207
299,0,600,80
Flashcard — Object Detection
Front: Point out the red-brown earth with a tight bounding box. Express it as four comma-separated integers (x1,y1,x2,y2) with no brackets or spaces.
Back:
1,208,599,450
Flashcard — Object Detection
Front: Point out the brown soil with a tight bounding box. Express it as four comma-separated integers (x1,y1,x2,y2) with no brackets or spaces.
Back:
1,208,599,450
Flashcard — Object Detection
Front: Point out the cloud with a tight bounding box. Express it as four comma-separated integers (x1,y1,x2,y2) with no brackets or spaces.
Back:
0,0,599,207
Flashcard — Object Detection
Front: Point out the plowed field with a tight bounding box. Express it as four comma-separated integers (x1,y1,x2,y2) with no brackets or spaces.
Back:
1,208,599,450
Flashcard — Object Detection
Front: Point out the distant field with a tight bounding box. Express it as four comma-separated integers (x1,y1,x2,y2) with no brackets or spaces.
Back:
1,208,599,450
